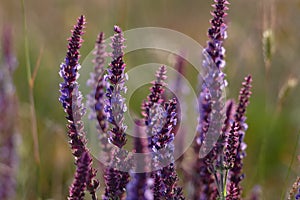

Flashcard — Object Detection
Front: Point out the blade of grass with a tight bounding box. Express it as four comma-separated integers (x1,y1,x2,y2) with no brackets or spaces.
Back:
21,0,40,165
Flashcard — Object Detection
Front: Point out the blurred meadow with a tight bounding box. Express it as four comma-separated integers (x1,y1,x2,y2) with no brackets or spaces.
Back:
1,0,300,199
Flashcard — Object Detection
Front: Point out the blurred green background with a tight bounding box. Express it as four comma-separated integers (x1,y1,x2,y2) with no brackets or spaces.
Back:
1,0,300,199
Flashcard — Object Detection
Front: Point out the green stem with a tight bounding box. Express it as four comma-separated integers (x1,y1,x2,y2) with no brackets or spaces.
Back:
21,0,40,165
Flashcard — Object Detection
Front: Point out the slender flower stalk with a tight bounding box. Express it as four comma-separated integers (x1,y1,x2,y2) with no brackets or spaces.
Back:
141,66,167,199
227,75,252,198
59,15,87,158
142,65,167,125
68,152,92,200
0,26,18,200
59,15,98,200
103,25,130,200
192,0,229,199
86,32,112,164
126,120,153,200
224,122,239,168
150,98,184,199
105,25,127,148
87,32,108,132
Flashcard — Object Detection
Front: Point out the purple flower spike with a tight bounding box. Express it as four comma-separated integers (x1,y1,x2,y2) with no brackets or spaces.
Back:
59,16,99,200
105,25,127,148
59,15,87,158
103,25,130,200
151,99,185,199
68,152,92,200
225,122,239,168
142,65,167,128
226,181,239,200
86,32,112,163
87,32,107,130
126,120,153,200
206,0,229,70
228,75,252,198
192,0,230,198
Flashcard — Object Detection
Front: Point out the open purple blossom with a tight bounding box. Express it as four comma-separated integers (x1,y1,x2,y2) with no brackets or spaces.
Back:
59,15,99,200
105,25,127,148
0,26,18,200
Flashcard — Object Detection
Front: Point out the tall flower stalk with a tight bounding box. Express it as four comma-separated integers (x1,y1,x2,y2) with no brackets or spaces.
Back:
105,25,127,148
59,15,98,200
192,0,229,199
143,66,184,199
86,32,112,164
126,120,153,200
227,75,252,199
103,26,130,200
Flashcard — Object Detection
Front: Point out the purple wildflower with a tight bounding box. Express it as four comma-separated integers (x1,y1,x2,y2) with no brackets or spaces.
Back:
105,25,127,148
86,32,112,163
103,147,132,200
68,152,92,200
203,99,235,166
192,0,230,198
228,75,252,198
226,182,239,200
126,120,153,200
198,0,229,157
59,16,99,200
0,26,18,200
59,15,87,158
103,26,131,200
205,0,229,70
190,100,234,200
224,122,239,168
142,65,167,125
151,99,184,199
87,32,108,132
